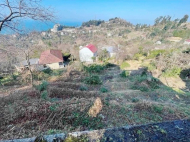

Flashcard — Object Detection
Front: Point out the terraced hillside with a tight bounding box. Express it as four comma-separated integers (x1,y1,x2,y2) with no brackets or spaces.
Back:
0,63,190,140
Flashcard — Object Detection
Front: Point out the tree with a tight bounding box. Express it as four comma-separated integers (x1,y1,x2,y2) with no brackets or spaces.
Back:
0,0,54,32
178,14,189,27
15,33,38,86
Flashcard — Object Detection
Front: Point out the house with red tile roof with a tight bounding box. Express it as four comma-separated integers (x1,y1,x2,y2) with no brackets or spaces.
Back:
39,49,64,69
79,44,97,62
184,39,190,45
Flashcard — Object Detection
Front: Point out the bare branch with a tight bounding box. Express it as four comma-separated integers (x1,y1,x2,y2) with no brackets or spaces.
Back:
0,0,55,32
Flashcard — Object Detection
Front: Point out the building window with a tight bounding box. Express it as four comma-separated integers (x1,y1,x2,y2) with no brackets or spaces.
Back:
59,62,63,65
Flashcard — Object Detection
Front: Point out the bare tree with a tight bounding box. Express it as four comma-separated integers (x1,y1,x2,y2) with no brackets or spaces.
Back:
15,33,38,86
0,0,54,32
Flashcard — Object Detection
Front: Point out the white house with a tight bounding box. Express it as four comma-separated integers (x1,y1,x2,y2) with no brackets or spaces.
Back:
79,44,97,62
184,39,190,45
102,46,117,57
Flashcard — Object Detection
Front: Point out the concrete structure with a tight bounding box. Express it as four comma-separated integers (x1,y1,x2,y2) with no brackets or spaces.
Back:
155,41,162,45
79,44,97,62
102,46,117,57
15,58,44,72
51,24,63,33
39,49,64,69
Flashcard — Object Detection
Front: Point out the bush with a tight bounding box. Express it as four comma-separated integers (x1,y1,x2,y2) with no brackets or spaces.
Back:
84,64,105,73
103,62,115,68
131,98,140,103
173,29,190,38
162,67,181,77
12,74,18,80
120,71,130,78
62,111,104,130
84,75,102,85
36,81,48,92
43,68,53,74
34,72,50,80
153,105,163,113
79,86,88,91
147,62,157,71
41,90,48,100
51,69,64,76
147,50,166,59
133,53,144,60
100,87,108,93
120,62,130,69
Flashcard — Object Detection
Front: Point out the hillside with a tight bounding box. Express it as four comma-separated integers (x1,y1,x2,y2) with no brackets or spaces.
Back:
0,16,190,141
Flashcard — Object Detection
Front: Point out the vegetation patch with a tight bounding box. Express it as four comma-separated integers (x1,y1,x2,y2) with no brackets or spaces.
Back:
84,75,102,85
162,67,181,77
120,70,130,78
147,50,166,59
120,62,130,69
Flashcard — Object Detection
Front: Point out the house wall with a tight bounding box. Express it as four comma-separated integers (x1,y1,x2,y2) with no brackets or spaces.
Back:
110,53,116,57
47,62,60,69
79,48,95,62
184,41,190,45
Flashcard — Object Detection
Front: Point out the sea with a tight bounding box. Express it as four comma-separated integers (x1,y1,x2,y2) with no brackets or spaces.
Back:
1,20,82,34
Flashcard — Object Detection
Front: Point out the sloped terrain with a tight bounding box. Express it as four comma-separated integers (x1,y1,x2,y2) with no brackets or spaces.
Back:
0,64,190,140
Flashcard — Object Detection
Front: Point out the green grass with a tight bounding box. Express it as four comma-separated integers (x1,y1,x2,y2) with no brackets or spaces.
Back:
147,50,166,59
120,62,130,69
162,67,181,77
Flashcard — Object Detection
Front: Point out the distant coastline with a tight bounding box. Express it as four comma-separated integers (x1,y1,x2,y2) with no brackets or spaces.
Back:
1,21,82,34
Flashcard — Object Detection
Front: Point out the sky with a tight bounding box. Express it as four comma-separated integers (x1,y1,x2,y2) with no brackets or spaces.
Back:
1,0,190,33
42,0,190,25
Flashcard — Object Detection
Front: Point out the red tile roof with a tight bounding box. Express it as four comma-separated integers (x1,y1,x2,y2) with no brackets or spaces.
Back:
39,49,63,64
86,44,97,53
186,39,190,42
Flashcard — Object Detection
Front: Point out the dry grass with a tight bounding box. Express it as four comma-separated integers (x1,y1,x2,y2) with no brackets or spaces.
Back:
0,65,190,140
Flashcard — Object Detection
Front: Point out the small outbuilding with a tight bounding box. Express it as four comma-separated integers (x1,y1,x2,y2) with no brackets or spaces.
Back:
79,44,97,62
15,58,44,72
102,46,117,57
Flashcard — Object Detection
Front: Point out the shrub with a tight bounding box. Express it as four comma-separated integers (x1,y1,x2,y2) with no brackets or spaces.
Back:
36,81,48,92
120,70,130,78
173,29,190,38
79,86,88,91
62,111,104,129
100,87,108,93
132,98,140,103
147,50,166,59
43,68,53,74
103,62,115,68
133,53,144,60
12,74,18,80
120,62,130,69
51,69,64,76
41,90,48,100
84,64,105,73
84,75,102,85
147,62,156,71
162,67,181,77
34,72,50,80
153,105,163,113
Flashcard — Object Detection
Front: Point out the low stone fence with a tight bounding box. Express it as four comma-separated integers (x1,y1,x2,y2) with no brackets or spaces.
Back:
1,119,190,142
